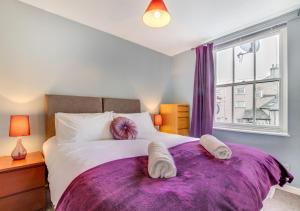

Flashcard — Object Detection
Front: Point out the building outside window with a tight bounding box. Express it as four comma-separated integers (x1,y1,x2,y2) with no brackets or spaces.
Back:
214,27,288,135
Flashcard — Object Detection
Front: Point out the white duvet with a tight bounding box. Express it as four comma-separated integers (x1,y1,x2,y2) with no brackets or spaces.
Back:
43,132,198,207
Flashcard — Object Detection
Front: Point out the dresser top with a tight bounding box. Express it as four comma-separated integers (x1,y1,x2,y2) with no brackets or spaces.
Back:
0,152,45,173
160,104,189,106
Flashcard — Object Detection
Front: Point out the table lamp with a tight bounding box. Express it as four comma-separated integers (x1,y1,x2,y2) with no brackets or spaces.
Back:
9,115,30,160
154,114,163,130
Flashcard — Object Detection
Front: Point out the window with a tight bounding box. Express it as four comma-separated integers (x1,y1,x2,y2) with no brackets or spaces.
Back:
214,27,288,135
234,101,247,108
235,87,246,95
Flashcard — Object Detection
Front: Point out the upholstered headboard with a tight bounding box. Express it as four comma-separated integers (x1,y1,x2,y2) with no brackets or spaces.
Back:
45,95,141,139
102,98,141,113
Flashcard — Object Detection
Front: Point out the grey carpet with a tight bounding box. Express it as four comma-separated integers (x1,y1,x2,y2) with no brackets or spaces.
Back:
262,189,300,211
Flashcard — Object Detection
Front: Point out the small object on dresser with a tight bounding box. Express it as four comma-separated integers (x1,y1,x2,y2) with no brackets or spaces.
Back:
0,152,45,211
9,115,30,160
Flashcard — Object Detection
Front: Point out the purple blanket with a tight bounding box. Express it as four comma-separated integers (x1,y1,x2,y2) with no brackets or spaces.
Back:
56,141,293,211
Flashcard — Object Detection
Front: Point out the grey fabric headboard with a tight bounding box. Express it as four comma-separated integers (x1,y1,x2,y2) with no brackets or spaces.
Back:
45,95,141,139
103,98,141,113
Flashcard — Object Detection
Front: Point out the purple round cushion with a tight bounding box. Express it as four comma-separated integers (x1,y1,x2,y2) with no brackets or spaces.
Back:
110,117,138,140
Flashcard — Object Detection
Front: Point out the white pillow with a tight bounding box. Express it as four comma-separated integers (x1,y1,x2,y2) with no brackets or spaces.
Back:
55,112,113,143
113,112,157,138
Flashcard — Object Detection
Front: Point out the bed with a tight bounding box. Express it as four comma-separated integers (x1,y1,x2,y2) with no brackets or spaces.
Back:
43,95,293,211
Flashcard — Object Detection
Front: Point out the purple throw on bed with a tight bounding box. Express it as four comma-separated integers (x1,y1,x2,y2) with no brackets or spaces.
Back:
56,141,293,211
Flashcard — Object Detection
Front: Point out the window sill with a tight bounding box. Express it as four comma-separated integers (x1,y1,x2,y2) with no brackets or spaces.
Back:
213,126,290,137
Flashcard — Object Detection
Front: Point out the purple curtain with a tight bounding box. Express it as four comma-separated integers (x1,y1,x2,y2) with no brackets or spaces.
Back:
190,43,215,137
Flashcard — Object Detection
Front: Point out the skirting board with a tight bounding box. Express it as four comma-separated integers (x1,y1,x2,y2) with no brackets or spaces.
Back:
276,185,300,196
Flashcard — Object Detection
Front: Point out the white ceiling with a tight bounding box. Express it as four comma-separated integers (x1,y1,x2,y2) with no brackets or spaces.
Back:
19,0,300,56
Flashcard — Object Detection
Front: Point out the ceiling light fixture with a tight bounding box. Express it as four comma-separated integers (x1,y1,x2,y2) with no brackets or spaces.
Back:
143,0,171,28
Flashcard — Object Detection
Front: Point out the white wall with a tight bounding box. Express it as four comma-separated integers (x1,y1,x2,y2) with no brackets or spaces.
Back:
171,18,300,188
0,0,173,155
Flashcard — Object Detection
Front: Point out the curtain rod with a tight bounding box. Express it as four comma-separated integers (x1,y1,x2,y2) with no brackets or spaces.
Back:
190,23,285,51
215,23,286,48
190,8,300,51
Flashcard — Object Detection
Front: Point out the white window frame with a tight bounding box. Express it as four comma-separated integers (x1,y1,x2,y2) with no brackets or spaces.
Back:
213,27,288,136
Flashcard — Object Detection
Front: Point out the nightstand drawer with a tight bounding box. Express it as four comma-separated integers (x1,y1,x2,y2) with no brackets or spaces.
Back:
0,166,45,198
177,112,189,118
0,187,45,211
178,117,189,129
178,129,189,136
177,106,189,112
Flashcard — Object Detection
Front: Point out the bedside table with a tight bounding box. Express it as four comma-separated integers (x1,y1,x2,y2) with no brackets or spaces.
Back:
0,152,45,211
160,104,190,136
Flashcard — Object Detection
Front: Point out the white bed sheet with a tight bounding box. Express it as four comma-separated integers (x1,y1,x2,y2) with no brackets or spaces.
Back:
43,132,198,207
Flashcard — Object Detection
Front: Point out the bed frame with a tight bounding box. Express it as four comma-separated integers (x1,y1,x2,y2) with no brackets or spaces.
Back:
45,95,141,139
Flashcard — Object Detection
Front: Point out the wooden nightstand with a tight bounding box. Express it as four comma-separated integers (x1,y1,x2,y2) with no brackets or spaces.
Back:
0,152,46,211
159,104,190,136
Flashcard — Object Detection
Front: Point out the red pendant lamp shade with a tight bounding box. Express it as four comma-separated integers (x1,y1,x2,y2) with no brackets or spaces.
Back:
143,0,171,28
145,0,168,13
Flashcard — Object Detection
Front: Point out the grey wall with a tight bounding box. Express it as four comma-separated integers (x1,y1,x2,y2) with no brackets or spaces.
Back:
171,18,300,188
0,0,172,155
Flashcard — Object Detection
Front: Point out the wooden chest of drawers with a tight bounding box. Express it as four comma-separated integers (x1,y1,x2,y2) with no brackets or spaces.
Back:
159,104,190,136
0,152,45,211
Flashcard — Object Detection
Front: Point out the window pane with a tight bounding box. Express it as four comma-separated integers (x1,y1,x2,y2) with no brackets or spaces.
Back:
234,42,254,82
216,48,233,85
255,81,280,126
256,35,280,80
234,85,253,124
215,86,232,123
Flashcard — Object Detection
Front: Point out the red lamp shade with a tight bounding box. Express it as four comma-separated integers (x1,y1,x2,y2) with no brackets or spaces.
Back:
154,114,163,126
143,0,171,28
9,115,30,137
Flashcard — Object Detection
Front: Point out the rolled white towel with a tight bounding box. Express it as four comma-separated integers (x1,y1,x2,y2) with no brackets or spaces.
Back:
148,142,177,178
199,134,232,159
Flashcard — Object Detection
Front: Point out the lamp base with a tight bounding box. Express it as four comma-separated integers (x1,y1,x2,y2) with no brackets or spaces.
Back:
11,137,27,160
